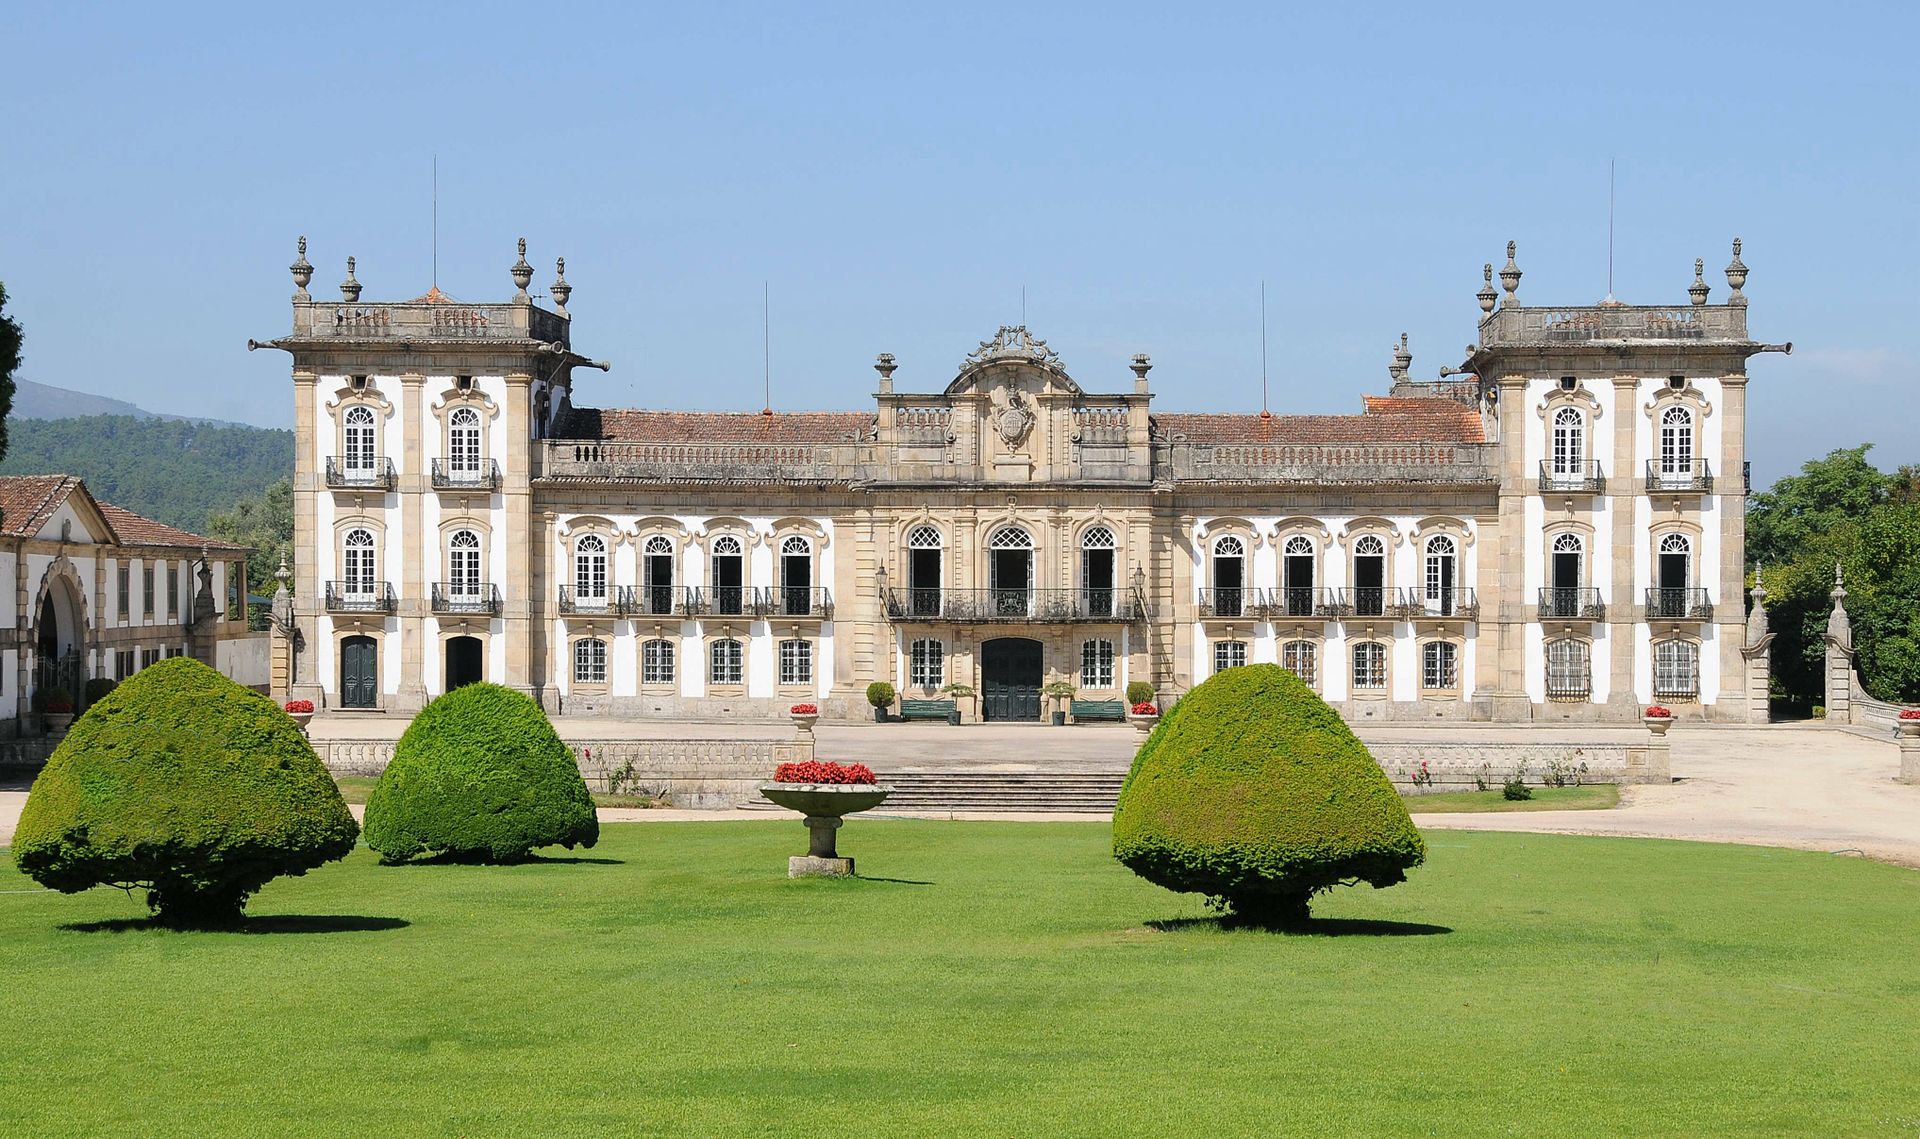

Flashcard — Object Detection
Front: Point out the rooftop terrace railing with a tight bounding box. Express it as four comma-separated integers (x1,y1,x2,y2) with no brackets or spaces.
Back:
1479,304,1748,346
291,300,568,344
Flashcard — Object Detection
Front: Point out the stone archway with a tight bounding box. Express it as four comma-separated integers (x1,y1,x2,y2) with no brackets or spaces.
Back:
31,563,89,705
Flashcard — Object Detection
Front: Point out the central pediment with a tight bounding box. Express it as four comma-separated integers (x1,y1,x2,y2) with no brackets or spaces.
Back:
944,325,1082,396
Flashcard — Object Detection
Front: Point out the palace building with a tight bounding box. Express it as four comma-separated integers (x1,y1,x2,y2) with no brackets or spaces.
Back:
258,237,1787,723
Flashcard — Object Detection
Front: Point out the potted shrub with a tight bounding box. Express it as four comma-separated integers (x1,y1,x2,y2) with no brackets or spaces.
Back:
284,698,315,733
1043,680,1076,726
1643,704,1674,737
866,682,896,723
1128,699,1160,733
1898,708,1920,739
940,683,975,725
790,702,819,734
33,686,75,736
1126,680,1156,708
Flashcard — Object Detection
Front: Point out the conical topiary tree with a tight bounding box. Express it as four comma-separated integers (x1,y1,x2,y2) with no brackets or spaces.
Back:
1112,664,1425,926
12,657,359,926
363,683,597,863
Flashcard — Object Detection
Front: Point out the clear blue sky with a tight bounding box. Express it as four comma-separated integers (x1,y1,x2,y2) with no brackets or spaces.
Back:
3,2,1914,485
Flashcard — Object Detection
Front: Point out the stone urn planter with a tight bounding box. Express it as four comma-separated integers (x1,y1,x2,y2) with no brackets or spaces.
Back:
758,781,893,878
42,713,74,737
1897,717,1920,740
1642,706,1674,737
1128,703,1160,734
284,700,316,735
789,703,819,736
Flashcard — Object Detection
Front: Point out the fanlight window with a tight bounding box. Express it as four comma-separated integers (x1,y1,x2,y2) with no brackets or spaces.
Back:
343,405,377,473
1082,526,1115,550
1659,533,1691,555
1551,406,1585,475
713,535,744,555
448,407,482,476
1355,535,1385,556
447,529,481,596
988,526,1033,550
644,536,674,554
574,534,608,601
1553,533,1582,554
781,535,811,556
342,528,376,593
1283,536,1313,556
907,525,943,549
1659,405,1695,474
1214,535,1245,557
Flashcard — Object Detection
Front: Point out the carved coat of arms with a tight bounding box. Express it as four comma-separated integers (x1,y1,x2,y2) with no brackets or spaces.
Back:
990,388,1036,452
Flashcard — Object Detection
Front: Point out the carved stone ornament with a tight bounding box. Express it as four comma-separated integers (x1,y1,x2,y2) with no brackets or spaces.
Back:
989,387,1036,451
964,325,1063,371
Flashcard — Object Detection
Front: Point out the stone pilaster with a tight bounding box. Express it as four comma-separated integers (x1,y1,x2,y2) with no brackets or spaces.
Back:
1485,372,1532,720
395,372,428,711
502,373,537,700
291,369,323,702
1608,375,1639,709
1715,373,1750,718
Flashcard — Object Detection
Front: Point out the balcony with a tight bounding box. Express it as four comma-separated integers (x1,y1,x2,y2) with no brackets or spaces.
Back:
324,580,396,614
431,582,500,616
325,456,395,491
625,584,698,618
430,458,501,491
1261,586,1347,620
883,587,1140,623
1395,588,1480,621
755,586,836,619
1645,588,1712,621
1197,587,1261,620
557,585,634,616
1537,587,1605,620
1645,460,1714,495
1334,587,1395,619
1538,460,1605,495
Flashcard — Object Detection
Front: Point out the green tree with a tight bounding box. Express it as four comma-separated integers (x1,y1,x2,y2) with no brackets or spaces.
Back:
1746,444,1891,569
0,283,21,462
207,476,294,621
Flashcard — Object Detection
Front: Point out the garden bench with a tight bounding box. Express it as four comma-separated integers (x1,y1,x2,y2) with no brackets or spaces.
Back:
1070,699,1127,723
899,699,957,723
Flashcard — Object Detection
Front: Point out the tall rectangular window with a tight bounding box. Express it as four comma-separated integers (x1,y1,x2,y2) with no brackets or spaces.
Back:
1212,640,1247,674
168,564,180,618
1422,641,1459,690
909,639,944,688
117,565,129,622
143,565,155,619
573,639,607,684
1654,640,1699,700
779,639,812,686
1281,640,1317,687
641,639,675,685
1080,639,1115,688
1352,642,1387,690
710,639,744,686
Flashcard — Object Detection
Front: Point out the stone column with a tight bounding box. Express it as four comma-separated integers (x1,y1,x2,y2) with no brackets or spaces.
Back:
1898,723,1920,784
1636,715,1672,783
1739,571,1774,724
1823,564,1853,725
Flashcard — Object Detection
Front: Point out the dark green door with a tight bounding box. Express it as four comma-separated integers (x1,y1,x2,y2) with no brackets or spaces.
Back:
341,635,378,708
982,638,1042,722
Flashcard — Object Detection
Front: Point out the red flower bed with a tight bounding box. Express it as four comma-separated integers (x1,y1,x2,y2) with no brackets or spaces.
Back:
284,699,315,714
789,703,819,716
1130,701,1158,716
1645,705,1673,718
772,760,876,785
1900,708,1920,721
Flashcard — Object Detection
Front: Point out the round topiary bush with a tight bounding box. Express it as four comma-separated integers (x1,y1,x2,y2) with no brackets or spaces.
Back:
363,683,597,863
1112,663,1425,927
12,657,358,926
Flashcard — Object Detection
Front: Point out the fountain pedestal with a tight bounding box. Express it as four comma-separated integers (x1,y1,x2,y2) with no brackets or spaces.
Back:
758,783,893,877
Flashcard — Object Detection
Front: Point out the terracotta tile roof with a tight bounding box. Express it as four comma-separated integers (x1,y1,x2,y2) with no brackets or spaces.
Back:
561,408,874,443
1157,397,1485,445
96,502,250,553
0,474,83,538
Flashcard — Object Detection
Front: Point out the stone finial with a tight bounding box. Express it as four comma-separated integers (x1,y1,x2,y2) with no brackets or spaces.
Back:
511,237,533,301
874,352,897,392
1389,333,1412,381
1477,263,1497,314
550,257,571,317
1129,352,1153,393
290,235,313,300
1689,258,1710,306
339,256,362,303
274,556,291,593
1725,237,1748,307
1499,241,1521,306
1746,565,1770,646
1827,560,1852,647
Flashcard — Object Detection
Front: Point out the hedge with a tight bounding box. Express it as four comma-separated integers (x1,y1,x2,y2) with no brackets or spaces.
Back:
362,683,597,863
1111,663,1425,926
11,658,358,925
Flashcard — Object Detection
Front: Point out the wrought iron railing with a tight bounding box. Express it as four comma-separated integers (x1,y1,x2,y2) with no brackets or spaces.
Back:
324,580,396,613
1196,587,1261,619
324,456,395,490
1395,588,1480,620
754,586,835,619
1334,586,1394,619
1645,588,1712,620
557,585,634,615
1645,459,1714,494
430,458,501,490
882,587,1139,623
1537,587,1605,620
1261,586,1346,619
431,582,500,616
1538,460,1606,495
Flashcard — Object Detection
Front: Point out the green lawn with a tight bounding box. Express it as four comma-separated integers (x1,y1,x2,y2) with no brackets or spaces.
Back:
1402,783,1620,812
332,774,667,809
2,822,1916,1137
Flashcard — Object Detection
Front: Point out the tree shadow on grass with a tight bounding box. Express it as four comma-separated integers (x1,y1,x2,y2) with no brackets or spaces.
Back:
379,853,625,867
61,915,411,935
1145,915,1452,937
853,876,934,886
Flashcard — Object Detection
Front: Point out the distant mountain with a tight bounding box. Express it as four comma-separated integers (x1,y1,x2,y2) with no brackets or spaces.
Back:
12,378,256,428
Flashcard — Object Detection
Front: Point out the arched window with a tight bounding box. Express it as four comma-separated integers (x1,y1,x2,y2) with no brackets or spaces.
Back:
778,535,814,616
1281,535,1316,617
573,534,608,605
1551,406,1585,478
641,535,676,616
1546,532,1583,616
573,638,607,684
1546,638,1590,700
1212,639,1248,674
1352,642,1387,690
909,638,944,688
907,526,943,618
1281,639,1317,686
709,638,744,685
1210,534,1247,617
1653,533,1693,617
447,529,481,601
779,638,813,685
342,528,376,596
1352,534,1388,617
343,405,377,476
710,534,746,615
1654,638,1699,700
1422,641,1459,690
1081,526,1116,618
988,526,1033,617
447,406,482,479
1081,638,1115,688
1659,405,1695,482
641,638,675,685
1424,535,1459,616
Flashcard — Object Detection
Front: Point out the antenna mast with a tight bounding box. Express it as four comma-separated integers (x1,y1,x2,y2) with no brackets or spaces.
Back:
762,281,771,414
1607,157,1615,300
1260,280,1269,415
432,153,438,287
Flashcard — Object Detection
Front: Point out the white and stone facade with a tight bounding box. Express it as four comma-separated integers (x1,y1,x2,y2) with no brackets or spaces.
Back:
263,237,1786,722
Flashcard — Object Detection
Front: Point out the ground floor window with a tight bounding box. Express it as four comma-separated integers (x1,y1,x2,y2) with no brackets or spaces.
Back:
779,639,813,685
1654,639,1699,700
641,639,675,685
1546,639,1591,701
1081,638,1115,688
573,639,607,684
1422,641,1459,690
140,648,160,669
1352,642,1387,690
1280,639,1317,686
910,638,944,687
115,649,134,680
710,638,744,686
1213,640,1247,674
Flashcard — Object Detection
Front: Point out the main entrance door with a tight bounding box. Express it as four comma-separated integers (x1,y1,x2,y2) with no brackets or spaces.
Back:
981,637,1042,722
445,636,483,691
341,635,378,708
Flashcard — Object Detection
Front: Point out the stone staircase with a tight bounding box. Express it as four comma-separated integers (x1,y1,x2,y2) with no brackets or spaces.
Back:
866,770,1126,813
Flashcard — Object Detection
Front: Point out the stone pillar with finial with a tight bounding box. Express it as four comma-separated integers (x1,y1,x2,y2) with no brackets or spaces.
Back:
1739,567,1775,723
1689,258,1710,306
1824,561,1853,724
1129,352,1152,394
1724,238,1748,307
290,236,313,302
270,557,296,701
340,257,362,303
511,238,533,303
1477,263,1497,315
1499,241,1522,307
550,258,571,317
874,352,897,394
1389,333,1411,384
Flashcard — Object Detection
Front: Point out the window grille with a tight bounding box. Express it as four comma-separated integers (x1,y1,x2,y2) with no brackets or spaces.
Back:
779,639,813,685
1422,641,1459,689
1280,640,1317,686
1545,639,1591,700
573,639,607,684
1081,639,1115,688
1654,639,1699,700
1352,642,1387,689
642,639,675,685
710,638,744,685
910,639,944,687
1213,640,1247,674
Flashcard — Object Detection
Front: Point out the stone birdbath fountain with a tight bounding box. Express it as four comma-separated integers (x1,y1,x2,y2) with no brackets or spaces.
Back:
759,761,892,877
